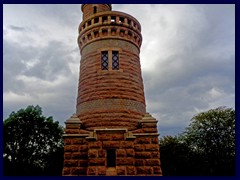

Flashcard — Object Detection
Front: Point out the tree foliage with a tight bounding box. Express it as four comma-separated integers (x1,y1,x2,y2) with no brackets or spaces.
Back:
160,136,194,175
3,105,64,176
182,106,235,175
160,107,235,176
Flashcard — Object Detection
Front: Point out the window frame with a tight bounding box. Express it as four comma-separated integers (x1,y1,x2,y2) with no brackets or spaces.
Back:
100,50,121,71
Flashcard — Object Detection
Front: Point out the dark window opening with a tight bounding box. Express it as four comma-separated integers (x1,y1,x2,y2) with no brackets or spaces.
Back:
93,6,97,14
87,20,91,26
101,51,108,70
111,28,116,35
102,29,108,36
112,51,119,70
111,16,116,22
107,149,116,167
120,30,125,37
119,17,124,23
94,17,99,24
87,34,91,40
102,16,108,23
94,31,99,38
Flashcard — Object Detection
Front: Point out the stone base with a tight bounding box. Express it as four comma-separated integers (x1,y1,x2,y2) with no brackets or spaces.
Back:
62,113,162,176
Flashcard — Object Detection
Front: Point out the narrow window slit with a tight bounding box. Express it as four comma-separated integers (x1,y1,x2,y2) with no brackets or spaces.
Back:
107,149,116,167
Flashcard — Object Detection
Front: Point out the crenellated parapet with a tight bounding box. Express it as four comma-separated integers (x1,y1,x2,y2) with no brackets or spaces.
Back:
78,11,142,52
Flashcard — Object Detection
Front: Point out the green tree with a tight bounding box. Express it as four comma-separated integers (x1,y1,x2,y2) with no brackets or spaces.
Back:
182,107,235,175
3,105,64,176
160,136,200,176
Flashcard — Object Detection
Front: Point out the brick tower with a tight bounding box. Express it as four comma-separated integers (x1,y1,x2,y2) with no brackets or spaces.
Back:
62,4,162,176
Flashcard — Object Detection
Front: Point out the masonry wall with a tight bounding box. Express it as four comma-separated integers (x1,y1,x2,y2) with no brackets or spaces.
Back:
63,128,162,176
76,38,146,131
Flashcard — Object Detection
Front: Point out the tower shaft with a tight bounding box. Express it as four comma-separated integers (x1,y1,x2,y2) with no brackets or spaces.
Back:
77,4,145,130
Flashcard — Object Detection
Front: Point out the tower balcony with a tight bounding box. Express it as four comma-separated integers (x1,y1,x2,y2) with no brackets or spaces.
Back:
78,11,142,52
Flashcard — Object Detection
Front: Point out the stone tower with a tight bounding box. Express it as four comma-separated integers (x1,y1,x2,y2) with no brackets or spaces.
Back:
62,4,162,176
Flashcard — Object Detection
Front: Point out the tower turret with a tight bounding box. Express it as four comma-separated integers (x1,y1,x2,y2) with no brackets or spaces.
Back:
81,4,112,20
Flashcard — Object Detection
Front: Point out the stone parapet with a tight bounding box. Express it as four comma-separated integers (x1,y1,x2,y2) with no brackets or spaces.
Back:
78,10,142,51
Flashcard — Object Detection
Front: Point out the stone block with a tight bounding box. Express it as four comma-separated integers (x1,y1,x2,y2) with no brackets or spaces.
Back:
97,134,111,141
64,153,71,159
79,145,88,152
141,123,156,128
126,166,136,175
143,128,157,133
153,166,162,174
64,160,78,167
98,149,106,158
135,152,151,159
88,149,98,158
116,149,126,157
134,144,145,151
65,129,79,134
103,141,120,148
146,159,160,166
62,167,70,175
71,167,85,175
98,166,106,175
65,145,79,152
72,152,88,159
126,149,135,157
79,160,88,167
117,166,126,175
66,124,80,129
136,166,153,175
117,157,134,165
120,141,134,148
151,151,160,158
135,138,151,144
88,141,102,149
135,159,145,166
151,137,159,144
89,158,105,166
87,166,97,175
112,134,124,140
64,139,71,145
72,138,86,145
145,144,159,151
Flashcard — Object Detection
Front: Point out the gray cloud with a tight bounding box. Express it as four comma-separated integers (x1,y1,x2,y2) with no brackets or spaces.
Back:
3,4,235,137
9,25,27,31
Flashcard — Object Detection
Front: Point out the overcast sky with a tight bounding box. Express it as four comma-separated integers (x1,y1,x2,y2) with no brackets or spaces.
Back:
3,4,235,137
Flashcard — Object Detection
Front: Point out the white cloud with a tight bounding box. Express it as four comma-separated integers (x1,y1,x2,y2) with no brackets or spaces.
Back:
3,4,235,136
